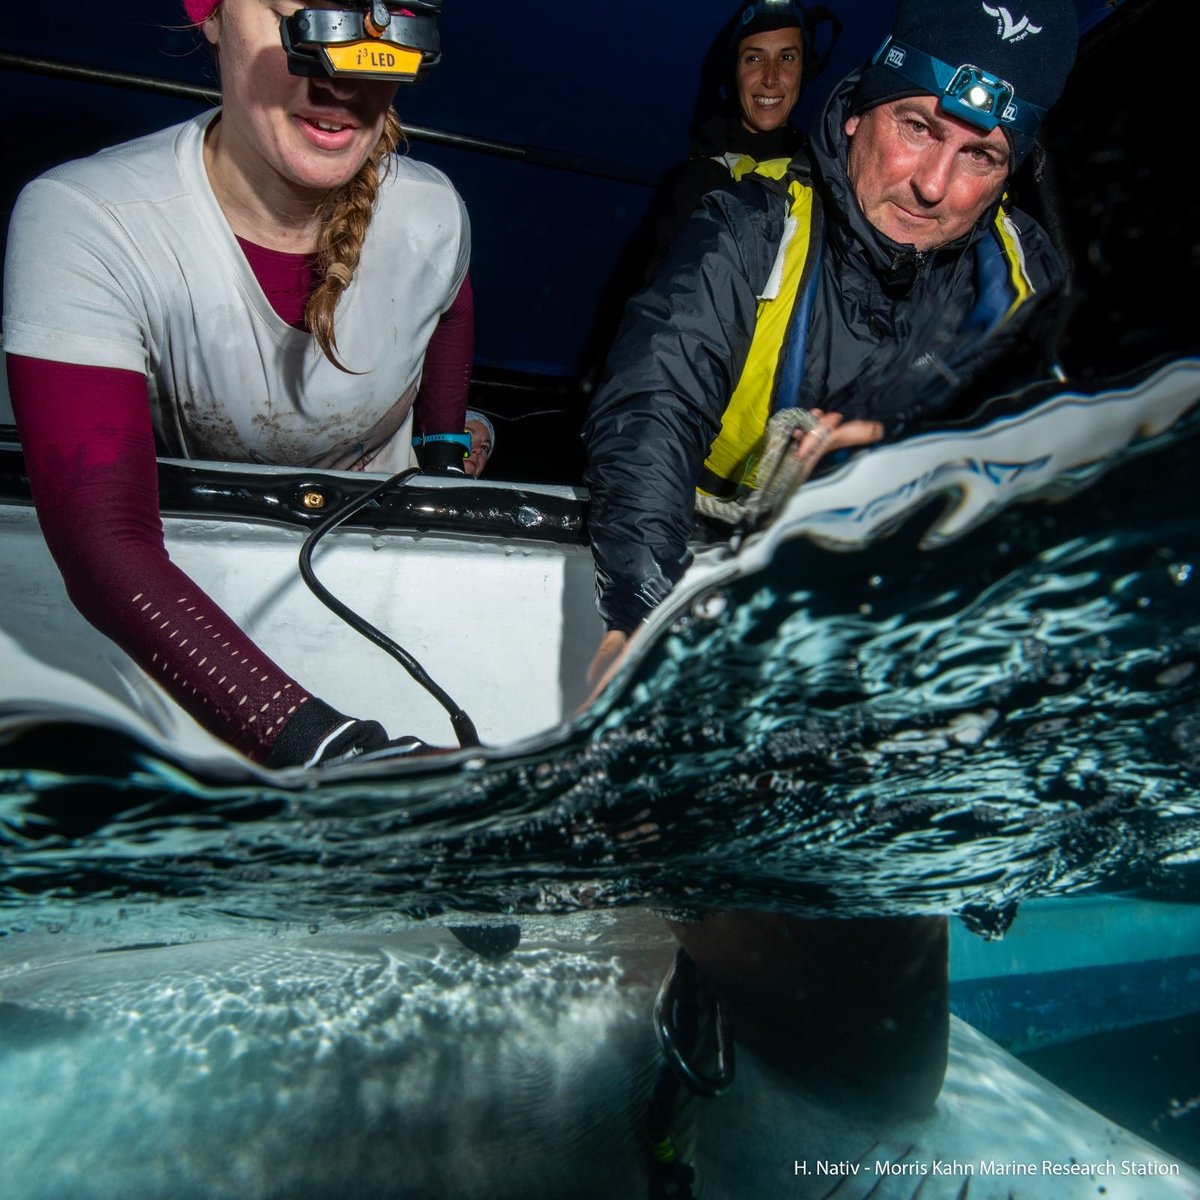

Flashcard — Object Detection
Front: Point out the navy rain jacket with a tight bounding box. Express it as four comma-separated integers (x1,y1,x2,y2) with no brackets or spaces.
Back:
582,70,1069,635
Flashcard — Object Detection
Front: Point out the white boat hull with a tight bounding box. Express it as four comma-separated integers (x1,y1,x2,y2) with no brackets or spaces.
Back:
0,488,604,767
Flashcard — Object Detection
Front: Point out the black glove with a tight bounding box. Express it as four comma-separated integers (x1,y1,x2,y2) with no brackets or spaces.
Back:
413,436,469,474
264,698,430,769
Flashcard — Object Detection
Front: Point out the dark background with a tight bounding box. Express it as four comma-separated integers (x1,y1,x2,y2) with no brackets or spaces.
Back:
1,0,1195,483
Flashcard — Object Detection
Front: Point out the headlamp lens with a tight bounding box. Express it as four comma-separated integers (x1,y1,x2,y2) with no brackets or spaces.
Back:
946,64,1015,121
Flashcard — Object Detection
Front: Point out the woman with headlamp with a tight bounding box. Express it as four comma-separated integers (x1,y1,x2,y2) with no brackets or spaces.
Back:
2,0,472,768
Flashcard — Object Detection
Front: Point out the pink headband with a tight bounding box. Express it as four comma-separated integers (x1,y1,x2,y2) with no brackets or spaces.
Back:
182,0,219,21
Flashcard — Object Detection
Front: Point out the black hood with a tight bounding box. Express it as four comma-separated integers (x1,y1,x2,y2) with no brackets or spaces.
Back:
810,69,1000,294
691,112,806,162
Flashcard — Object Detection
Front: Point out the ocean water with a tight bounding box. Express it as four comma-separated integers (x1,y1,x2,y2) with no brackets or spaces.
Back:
1,403,1198,1190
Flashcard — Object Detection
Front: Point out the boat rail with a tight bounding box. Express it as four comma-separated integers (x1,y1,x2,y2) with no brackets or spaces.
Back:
0,435,590,545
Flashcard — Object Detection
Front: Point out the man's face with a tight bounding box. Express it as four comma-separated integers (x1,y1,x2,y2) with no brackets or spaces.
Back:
735,26,804,135
844,95,1010,251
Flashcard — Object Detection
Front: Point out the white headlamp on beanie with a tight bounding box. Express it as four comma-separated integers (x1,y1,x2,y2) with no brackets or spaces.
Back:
852,0,1079,168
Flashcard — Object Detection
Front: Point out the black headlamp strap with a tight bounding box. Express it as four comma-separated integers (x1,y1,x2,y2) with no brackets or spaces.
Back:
870,35,1046,137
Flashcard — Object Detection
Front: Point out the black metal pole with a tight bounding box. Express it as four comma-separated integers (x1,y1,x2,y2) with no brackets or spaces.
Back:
0,51,660,188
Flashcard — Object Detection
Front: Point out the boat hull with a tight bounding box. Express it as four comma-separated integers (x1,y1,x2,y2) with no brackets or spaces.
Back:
0,481,603,765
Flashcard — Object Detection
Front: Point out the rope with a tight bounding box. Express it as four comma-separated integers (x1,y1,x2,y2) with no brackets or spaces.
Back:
695,407,828,542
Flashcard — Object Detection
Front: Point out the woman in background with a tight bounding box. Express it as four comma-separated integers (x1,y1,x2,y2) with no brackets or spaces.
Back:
462,409,495,478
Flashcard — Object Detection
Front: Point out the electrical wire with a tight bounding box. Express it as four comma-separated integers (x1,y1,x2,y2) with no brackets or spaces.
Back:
297,468,481,750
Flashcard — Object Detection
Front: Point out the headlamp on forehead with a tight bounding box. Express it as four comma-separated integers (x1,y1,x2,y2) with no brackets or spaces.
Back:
735,0,808,29
281,0,442,83
870,35,1046,136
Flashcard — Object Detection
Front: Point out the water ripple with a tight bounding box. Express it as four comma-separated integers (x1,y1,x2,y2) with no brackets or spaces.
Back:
1,422,1197,938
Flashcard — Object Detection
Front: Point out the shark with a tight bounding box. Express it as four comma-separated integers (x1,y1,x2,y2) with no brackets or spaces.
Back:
0,914,1195,1199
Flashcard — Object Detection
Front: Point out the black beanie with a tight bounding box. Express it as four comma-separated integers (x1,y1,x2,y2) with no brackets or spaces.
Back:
852,0,1079,168
731,0,808,44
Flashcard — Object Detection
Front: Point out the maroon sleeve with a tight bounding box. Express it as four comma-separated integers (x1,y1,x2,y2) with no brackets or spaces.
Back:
413,273,474,436
6,353,328,763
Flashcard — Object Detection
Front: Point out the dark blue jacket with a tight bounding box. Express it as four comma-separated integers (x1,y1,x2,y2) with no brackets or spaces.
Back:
582,71,1069,634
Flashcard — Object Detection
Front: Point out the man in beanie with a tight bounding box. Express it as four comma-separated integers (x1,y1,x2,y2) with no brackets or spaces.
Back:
645,0,839,277
582,0,1079,1117
584,0,1079,671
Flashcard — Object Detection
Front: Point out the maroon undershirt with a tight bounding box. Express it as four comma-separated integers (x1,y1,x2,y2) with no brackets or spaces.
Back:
8,245,474,762
237,237,474,435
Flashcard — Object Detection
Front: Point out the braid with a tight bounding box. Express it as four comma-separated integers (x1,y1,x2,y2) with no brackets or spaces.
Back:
307,108,406,372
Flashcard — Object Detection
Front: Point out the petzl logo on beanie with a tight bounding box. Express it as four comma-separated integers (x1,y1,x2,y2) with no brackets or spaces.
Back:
851,0,1078,168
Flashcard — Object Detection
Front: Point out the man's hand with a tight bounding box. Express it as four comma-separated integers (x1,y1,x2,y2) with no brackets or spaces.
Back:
578,412,880,716
580,629,630,710
797,409,884,466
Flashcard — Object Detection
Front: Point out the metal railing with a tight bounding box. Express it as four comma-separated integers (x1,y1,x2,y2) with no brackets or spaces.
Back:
0,50,660,188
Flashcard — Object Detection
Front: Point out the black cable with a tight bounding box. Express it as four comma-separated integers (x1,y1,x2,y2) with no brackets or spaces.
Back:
297,468,481,749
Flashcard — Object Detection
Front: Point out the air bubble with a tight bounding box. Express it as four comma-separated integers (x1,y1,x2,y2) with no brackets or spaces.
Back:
692,591,728,622
1157,663,1195,688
